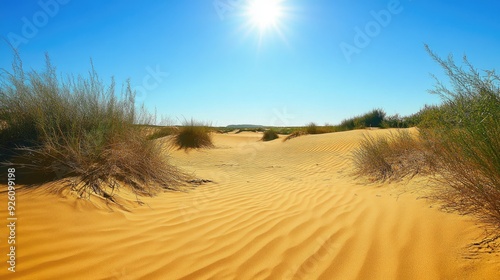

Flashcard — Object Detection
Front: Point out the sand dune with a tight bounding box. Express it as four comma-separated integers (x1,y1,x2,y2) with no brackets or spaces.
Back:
1,129,500,279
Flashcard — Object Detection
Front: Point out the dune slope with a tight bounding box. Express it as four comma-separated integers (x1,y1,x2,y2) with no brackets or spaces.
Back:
1,129,499,279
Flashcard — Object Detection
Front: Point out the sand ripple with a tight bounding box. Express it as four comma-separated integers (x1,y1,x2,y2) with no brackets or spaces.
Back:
1,129,499,279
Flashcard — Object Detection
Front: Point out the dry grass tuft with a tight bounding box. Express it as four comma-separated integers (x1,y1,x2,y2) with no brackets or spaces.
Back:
0,52,188,201
353,47,500,229
283,130,308,142
173,119,214,150
261,129,279,141
352,130,436,181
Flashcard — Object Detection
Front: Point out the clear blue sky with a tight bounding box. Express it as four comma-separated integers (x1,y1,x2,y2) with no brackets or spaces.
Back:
1,0,499,126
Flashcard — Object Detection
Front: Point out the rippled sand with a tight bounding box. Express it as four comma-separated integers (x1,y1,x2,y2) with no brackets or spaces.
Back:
1,129,499,279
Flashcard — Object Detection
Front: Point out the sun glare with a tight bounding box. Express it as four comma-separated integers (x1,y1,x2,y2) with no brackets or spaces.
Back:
247,0,283,30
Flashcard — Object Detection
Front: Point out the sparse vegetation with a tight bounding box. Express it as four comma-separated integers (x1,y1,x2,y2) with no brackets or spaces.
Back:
353,47,500,228
421,47,500,226
306,122,319,134
173,119,214,150
337,109,386,131
283,130,308,142
353,130,435,181
261,129,279,141
147,126,178,140
0,52,188,200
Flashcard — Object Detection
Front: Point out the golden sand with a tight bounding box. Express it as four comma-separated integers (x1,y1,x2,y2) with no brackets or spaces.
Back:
1,129,499,279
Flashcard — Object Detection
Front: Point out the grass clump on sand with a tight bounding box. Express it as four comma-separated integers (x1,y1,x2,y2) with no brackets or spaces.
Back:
0,52,188,200
352,130,435,181
421,47,500,226
353,47,500,228
173,119,214,150
261,129,279,141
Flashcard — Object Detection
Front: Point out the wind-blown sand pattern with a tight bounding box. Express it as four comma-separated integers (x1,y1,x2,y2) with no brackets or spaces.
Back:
1,129,500,279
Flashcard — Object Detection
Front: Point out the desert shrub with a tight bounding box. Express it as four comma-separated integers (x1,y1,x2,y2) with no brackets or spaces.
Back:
283,130,308,142
382,114,409,128
147,126,177,140
421,47,500,225
352,130,435,181
337,118,356,131
272,127,297,135
359,109,386,128
306,122,319,134
402,105,446,128
173,119,213,150
337,109,387,131
0,52,187,199
261,129,279,141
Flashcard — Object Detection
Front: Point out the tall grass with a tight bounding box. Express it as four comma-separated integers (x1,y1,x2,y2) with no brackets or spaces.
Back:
421,46,500,225
173,119,213,150
352,48,500,228
352,130,435,181
0,52,187,199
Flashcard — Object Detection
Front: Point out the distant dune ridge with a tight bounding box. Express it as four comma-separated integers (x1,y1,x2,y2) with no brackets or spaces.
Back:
1,130,499,279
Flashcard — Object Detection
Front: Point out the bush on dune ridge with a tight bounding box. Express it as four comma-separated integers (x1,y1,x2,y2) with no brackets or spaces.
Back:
261,129,279,141
337,109,386,131
354,47,500,229
0,52,188,200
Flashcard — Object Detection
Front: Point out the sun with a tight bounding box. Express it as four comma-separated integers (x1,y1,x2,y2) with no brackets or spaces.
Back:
246,0,284,30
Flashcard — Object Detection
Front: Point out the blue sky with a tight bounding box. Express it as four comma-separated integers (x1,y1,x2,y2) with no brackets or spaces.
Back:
1,0,499,126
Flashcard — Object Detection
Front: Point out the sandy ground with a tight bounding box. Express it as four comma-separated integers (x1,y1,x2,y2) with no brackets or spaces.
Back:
1,129,500,279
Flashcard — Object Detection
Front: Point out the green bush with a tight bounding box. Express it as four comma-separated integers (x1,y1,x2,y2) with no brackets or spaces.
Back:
0,52,187,199
421,46,500,225
337,109,387,131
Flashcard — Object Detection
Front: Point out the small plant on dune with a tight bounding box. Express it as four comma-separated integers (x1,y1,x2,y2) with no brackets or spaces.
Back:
261,129,279,141
421,46,500,226
0,52,188,200
173,119,214,150
352,130,435,181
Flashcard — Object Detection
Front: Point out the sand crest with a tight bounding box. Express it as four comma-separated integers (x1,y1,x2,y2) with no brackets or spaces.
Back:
1,129,499,279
